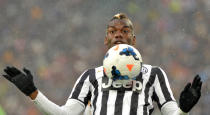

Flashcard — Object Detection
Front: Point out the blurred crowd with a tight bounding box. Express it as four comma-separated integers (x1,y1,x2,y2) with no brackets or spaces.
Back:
0,0,210,115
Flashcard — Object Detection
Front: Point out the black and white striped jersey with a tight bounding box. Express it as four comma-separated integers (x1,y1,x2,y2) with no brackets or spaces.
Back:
69,64,176,115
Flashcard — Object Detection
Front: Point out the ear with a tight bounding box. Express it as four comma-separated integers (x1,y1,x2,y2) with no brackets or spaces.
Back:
132,36,136,46
104,36,108,45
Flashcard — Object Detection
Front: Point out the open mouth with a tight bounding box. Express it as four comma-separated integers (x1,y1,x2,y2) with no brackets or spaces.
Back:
114,41,124,44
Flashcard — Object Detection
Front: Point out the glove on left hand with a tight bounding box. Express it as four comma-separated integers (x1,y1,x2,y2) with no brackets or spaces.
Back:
179,75,202,113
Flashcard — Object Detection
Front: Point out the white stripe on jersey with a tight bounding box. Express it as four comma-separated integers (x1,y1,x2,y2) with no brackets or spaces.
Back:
107,90,117,115
137,106,144,115
154,75,167,105
159,68,175,101
78,76,91,102
94,88,102,115
122,91,132,115
92,67,103,115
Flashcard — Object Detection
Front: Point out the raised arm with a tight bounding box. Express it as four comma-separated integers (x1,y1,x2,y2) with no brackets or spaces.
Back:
179,75,202,113
151,67,188,115
2,66,86,115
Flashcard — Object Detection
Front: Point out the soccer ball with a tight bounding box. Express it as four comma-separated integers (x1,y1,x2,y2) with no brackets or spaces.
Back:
103,44,142,83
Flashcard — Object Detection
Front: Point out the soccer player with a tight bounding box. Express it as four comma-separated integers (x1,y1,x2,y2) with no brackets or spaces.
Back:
2,13,202,115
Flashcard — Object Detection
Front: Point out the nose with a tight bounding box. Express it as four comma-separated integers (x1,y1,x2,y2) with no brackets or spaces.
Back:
114,30,123,39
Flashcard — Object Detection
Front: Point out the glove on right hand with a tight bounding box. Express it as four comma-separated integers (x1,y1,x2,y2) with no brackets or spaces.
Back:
3,66,37,96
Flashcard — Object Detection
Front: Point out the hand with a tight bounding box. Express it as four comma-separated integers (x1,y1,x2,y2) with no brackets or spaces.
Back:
179,75,202,113
2,66,37,96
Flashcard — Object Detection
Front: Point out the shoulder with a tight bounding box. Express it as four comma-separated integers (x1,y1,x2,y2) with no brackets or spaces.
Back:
87,66,103,88
141,64,154,80
75,66,103,86
141,64,159,76
86,66,103,71
141,64,152,74
142,64,165,74
80,66,103,75
86,66,103,76
142,64,167,79
84,66,104,80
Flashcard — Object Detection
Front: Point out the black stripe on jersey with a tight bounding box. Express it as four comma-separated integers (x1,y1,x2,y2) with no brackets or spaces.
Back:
100,91,109,115
153,92,176,110
143,105,148,115
136,72,143,83
130,72,143,115
130,92,139,115
89,69,97,88
114,91,125,115
144,68,157,115
84,91,91,106
155,67,173,104
71,70,89,104
152,92,161,109
89,69,98,115
149,108,154,115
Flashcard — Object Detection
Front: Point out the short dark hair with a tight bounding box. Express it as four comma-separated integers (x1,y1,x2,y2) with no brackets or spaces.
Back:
110,13,129,21
107,13,134,35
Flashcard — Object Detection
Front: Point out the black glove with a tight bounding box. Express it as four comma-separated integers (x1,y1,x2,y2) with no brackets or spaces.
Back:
2,66,37,96
179,75,202,113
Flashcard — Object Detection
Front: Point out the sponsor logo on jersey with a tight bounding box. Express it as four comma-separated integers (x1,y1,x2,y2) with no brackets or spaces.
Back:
101,76,142,93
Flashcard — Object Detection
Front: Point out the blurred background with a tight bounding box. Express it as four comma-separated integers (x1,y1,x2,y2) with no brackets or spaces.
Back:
0,0,210,115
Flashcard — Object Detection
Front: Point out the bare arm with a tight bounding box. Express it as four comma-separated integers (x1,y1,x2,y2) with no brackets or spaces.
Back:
30,90,38,100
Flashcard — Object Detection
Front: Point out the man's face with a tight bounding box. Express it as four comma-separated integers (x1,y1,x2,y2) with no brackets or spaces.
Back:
104,19,136,49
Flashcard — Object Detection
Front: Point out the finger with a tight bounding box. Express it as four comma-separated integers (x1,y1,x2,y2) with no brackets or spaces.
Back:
4,66,15,76
23,68,31,75
23,68,33,79
199,81,202,88
184,83,191,91
2,74,12,82
196,81,202,92
11,67,22,75
6,66,22,77
192,75,200,88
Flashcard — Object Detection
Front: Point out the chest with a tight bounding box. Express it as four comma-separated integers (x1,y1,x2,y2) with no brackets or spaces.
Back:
91,73,154,101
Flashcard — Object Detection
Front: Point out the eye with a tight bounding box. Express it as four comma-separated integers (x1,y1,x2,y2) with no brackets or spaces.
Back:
109,30,115,34
123,30,128,34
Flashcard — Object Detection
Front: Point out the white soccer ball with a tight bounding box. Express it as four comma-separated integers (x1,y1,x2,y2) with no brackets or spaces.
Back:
103,44,142,83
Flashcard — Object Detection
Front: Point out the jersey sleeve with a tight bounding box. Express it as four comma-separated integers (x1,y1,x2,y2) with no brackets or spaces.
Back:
161,101,189,115
68,69,92,107
33,91,85,115
151,67,176,109
151,67,189,115
33,69,92,115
